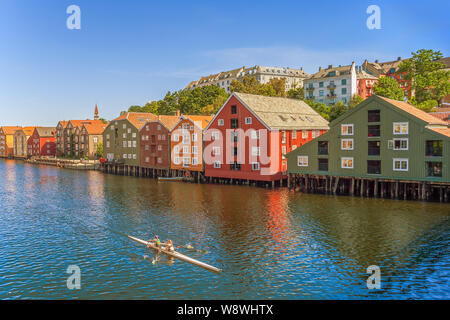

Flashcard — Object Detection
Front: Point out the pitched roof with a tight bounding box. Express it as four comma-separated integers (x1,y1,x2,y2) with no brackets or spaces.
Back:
307,64,353,80
68,120,102,129
21,126,36,136
377,96,448,125
429,127,450,137
83,122,109,135
59,121,68,127
1,126,22,135
35,127,56,137
155,115,180,131
429,108,450,123
114,112,158,130
437,57,450,69
233,92,329,130
183,115,214,129
357,69,378,80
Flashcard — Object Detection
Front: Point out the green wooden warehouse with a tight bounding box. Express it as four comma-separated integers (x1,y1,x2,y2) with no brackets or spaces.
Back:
102,112,157,175
286,95,450,202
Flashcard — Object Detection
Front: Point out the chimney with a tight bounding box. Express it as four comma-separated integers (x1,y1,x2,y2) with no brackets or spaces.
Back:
375,60,379,63
319,66,322,71
397,56,401,61
328,65,333,69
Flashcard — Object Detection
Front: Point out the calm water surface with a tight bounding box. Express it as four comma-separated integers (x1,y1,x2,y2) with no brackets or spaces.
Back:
0,159,449,299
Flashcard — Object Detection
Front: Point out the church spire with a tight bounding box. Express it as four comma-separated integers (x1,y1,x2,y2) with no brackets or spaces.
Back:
94,104,99,120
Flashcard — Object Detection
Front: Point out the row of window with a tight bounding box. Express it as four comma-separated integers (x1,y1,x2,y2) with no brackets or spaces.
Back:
212,161,261,170
307,79,348,89
172,133,198,143
298,156,410,171
341,122,409,136
338,138,408,151
174,157,199,166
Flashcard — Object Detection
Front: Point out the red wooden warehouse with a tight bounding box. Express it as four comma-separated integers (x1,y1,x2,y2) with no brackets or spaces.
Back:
27,127,56,157
140,115,180,177
204,92,329,187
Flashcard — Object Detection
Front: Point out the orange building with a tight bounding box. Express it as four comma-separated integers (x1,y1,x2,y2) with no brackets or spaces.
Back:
13,127,36,158
0,126,22,158
357,69,378,99
170,115,213,181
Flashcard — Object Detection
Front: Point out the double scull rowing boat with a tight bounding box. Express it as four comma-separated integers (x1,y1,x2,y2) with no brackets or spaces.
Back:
128,235,222,273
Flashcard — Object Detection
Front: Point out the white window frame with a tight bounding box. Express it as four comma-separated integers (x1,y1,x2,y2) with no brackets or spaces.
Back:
173,134,179,142
393,138,408,150
302,130,308,139
341,124,354,136
341,157,354,169
192,133,198,142
292,131,297,139
341,138,354,150
213,161,221,168
393,122,408,135
192,146,198,154
212,146,221,156
393,158,408,171
252,162,260,170
192,157,198,166
218,119,224,126
297,156,308,167
245,117,252,124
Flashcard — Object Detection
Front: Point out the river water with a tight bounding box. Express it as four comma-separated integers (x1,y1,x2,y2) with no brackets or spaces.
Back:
0,159,448,299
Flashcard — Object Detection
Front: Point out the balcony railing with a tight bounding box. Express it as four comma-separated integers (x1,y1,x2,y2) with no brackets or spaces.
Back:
327,84,336,89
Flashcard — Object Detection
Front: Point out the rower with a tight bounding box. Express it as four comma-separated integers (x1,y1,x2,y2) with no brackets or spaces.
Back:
147,235,161,247
165,240,175,252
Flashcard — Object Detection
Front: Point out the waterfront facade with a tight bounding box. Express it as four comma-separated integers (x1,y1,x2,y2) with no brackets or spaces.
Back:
103,112,157,167
287,95,450,200
185,65,310,93
0,126,22,158
77,122,108,159
13,127,35,158
27,127,56,157
140,115,180,173
170,115,213,178
204,92,329,185
304,62,357,105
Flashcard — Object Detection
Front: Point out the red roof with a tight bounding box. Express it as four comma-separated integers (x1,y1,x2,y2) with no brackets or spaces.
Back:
114,112,158,130
429,127,450,137
1,126,22,135
378,96,448,125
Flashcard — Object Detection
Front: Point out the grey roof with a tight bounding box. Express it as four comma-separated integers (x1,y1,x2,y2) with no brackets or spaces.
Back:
36,127,56,137
234,92,329,130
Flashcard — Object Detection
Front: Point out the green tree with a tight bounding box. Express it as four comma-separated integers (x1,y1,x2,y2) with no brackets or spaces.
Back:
126,85,229,116
349,94,364,107
373,77,405,100
96,142,103,158
398,49,450,103
230,76,286,97
268,78,287,97
287,87,304,100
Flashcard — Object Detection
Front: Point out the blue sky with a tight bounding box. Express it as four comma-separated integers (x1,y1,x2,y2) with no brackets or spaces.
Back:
0,0,449,126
